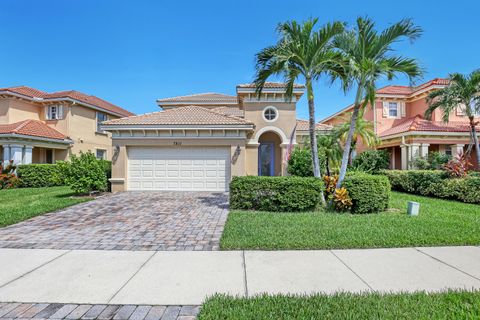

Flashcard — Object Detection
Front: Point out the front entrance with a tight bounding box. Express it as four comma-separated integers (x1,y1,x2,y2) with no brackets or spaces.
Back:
258,142,274,176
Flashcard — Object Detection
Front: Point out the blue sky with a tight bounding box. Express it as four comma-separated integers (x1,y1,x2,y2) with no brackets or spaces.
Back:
1,0,478,120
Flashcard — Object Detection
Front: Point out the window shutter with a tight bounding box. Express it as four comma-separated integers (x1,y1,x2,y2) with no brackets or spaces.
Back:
45,106,50,120
58,105,64,119
456,105,466,116
400,102,406,117
382,101,389,118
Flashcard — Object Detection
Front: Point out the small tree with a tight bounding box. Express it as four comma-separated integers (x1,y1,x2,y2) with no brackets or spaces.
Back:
59,151,107,194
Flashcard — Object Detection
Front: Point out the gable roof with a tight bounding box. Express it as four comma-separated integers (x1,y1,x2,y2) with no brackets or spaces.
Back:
211,106,245,118
296,119,333,131
102,105,253,126
0,119,70,142
376,78,449,96
0,86,134,117
237,82,305,89
379,115,477,138
157,93,238,105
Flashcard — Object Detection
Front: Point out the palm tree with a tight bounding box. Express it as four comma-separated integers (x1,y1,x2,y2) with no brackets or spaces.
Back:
334,111,380,164
317,133,342,176
425,70,480,168
334,17,423,188
254,18,345,206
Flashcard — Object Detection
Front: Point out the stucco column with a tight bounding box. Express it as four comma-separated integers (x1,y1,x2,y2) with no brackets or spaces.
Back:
23,146,33,165
280,144,288,176
2,144,11,166
10,145,24,166
451,144,465,157
400,145,408,170
420,143,430,158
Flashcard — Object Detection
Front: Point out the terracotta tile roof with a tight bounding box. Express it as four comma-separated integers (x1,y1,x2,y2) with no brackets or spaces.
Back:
237,82,305,89
157,93,238,103
103,106,253,126
296,119,333,131
379,115,477,137
211,106,245,118
377,78,450,96
0,119,69,141
0,86,134,117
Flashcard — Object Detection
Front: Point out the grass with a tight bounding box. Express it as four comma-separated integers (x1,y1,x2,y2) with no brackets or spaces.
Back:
198,291,480,319
0,186,92,227
220,192,480,250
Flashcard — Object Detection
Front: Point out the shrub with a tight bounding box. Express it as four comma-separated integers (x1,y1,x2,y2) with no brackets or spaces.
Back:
98,160,112,191
58,152,107,194
443,153,472,178
0,161,19,189
380,170,480,203
342,172,390,214
351,150,390,174
17,164,65,188
287,147,328,177
230,176,323,212
332,187,353,211
287,148,313,177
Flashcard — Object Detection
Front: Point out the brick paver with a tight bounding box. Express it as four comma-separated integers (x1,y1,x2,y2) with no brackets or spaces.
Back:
0,303,200,320
0,192,228,251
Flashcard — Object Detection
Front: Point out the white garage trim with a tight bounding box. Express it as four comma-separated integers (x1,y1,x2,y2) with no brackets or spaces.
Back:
127,147,230,191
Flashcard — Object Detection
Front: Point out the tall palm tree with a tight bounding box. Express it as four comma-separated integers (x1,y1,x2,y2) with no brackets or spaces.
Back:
425,70,480,168
334,111,380,164
334,17,423,187
254,18,345,206
317,133,342,176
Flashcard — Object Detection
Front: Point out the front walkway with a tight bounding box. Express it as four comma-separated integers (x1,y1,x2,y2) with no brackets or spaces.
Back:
0,192,228,251
0,247,479,306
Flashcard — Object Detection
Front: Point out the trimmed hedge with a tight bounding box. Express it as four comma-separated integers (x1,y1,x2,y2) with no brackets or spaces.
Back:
381,170,480,204
230,176,323,212
342,172,391,214
17,164,65,188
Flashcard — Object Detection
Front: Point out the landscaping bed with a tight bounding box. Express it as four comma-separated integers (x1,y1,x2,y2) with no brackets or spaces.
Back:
198,291,480,319
220,192,480,250
0,186,92,227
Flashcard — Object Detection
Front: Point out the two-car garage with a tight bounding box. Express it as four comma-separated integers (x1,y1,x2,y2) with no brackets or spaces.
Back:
127,147,230,192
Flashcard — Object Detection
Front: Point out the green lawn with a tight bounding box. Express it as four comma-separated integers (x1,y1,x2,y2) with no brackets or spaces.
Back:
0,186,92,227
198,291,480,319
220,192,480,250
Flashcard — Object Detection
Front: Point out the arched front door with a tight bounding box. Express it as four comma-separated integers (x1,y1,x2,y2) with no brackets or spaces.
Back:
257,131,282,176
258,142,274,176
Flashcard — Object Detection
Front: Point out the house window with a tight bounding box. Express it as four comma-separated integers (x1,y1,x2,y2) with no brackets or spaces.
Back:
263,106,278,122
96,112,108,132
46,105,62,120
96,149,107,160
388,102,398,118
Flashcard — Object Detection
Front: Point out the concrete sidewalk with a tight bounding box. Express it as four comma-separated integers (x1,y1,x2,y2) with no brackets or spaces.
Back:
1,247,479,305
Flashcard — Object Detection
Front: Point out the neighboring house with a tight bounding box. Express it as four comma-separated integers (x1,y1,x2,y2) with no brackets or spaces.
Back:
102,82,331,192
0,86,134,166
320,78,480,170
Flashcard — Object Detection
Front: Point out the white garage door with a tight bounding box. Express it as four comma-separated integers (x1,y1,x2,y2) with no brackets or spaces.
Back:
127,147,230,191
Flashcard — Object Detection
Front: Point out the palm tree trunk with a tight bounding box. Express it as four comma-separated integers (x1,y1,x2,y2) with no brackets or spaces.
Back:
336,85,364,188
469,116,480,169
306,78,326,206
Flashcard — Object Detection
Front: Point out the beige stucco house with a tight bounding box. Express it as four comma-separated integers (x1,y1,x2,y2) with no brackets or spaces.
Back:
0,86,133,166
102,82,331,192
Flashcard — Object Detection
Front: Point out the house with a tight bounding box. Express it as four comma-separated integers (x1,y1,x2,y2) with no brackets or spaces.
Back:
0,86,134,166
102,82,331,192
319,78,480,170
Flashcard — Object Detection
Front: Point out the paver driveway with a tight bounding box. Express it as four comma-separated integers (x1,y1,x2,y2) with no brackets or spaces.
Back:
0,192,228,251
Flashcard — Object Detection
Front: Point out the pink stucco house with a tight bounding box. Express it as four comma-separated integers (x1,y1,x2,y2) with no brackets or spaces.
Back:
320,78,480,170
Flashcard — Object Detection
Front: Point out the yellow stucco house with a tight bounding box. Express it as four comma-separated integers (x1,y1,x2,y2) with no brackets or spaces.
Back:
0,86,134,165
102,82,331,192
